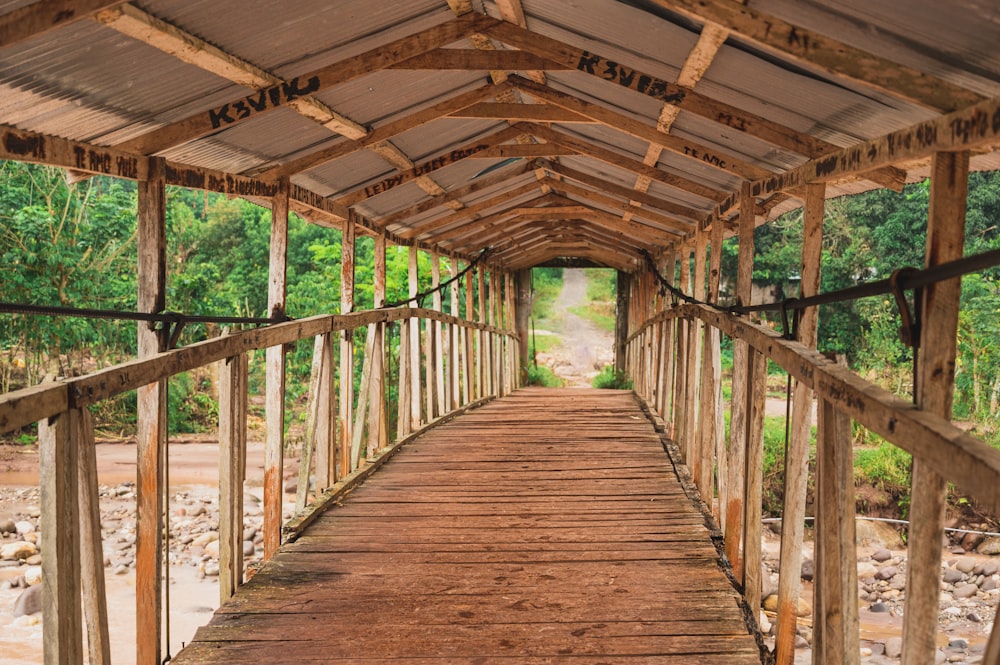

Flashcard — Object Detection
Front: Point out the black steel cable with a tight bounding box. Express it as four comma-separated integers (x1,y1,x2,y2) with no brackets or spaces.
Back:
642,247,1000,320
0,301,281,326
383,247,491,309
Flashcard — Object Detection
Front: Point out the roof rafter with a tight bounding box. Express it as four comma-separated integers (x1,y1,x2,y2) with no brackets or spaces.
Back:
0,0,125,49
115,13,499,155
396,179,547,239
649,0,983,113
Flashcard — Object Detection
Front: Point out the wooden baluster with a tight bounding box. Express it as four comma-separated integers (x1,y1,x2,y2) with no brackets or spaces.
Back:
775,182,825,665
464,269,474,403
408,246,421,431
725,181,754,582
488,270,497,396
902,150,969,665
477,267,486,399
693,229,712,501
813,395,859,664
690,231,707,493
397,315,412,439
295,337,324,513
704,220,726,524
77,408,109,665
338,213,356,479
40,409,83,665
219,351,248,602
351,324,377,468
430,252,444,419
369,234,388,455
450,258,461,409
744,343,767,613
314,332,335,490
674,246,691,461
658,251,676,421
136,155,167,665
614,270,629,381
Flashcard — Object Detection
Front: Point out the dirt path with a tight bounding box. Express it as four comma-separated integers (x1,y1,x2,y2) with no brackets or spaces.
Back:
538,269,614,387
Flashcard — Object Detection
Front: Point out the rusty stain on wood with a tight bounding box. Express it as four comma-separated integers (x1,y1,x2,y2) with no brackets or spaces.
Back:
172,389,758,664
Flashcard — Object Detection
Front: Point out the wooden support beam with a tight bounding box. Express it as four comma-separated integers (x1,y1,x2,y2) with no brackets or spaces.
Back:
369,234,388,455
450,102,590,122
540,160,705,223
813,394,860,665
431,252,446,418
523,123,727,202
471,143,578,158
335,125,523,207
0,0,124,49
408,247,422,430
116,14,498,155
389,48,561,71
401,180,546,239
902,150,969,665
545,177,692,233
775,182,824,665
724,181,754,582
135,156,166,665
449,259,462,409
39,409,83,665
691,230,710,499
95,3,367,139
510,74,768,180
338,213,357,478
702,223,724,524
218,350,247,605
649,0,982,113
488,21,830,157
263,82,507,179
674,246,692,460
77,408,110,665
263,177,289,560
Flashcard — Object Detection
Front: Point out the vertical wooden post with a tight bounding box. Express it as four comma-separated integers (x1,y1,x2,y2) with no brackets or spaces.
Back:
902,150,969,665
369,234,388,455
614,270,630,381
430,253,444,418
744,336,767,612
77,408,110,665
725,181,755,582
775,182,825,665
219,351,248,603
314,332,335,489
40,410,82,665
689,232,707,490
450,258,462,409
464,269,474,403
674,246,691,461
813,395,859,664
476,267,486,399
263,177,289,560
296,339,324,512
136,156,166,665
659,251,676,421
703,222,725,521
408,247,422,430
397,311,412,439
488,270,497,396
516,268,531,385
338,213,356,478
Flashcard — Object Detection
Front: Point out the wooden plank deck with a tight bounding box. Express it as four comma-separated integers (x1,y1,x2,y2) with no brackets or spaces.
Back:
174,388,761,664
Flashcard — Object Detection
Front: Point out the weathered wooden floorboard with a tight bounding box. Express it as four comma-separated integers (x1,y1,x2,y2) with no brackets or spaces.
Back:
173,388,759,664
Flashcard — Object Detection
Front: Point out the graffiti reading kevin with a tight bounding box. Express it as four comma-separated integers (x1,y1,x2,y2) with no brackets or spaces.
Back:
207,76,322,129
575,51,685,105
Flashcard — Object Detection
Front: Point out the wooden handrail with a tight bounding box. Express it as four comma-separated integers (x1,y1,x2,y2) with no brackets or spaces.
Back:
628,303,1000,515
0,307,517,435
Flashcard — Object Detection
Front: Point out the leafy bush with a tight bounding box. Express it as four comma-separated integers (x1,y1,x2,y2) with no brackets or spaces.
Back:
525,364,563,387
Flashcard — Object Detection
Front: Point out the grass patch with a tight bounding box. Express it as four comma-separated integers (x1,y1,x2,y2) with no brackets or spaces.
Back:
568,303,615,332
592,365,632,389
526,364,564,387
531,267,563,327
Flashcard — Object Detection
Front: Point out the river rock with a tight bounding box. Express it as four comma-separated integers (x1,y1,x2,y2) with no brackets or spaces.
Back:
795,597,811,617
871,548,893,562
954,583,979,599
858,562,878,579
797,558,813,581
889,576,907,590
13,584,42,616
869,601,889,613
943,568,965,584
763,594,778,611
876,566,898,580
1,540,37,560
948,638,968,651
243,540,255,557
204,540,220,559
956,557,977,573
962,532,985,551
15,520,34,535
983,561,999,576
857,520,904,549
0,518,15,534
192,531,218,548
977,536,1000,555
23,565,42,586
885,637,903,658
203,561,220,576
982,577,998,591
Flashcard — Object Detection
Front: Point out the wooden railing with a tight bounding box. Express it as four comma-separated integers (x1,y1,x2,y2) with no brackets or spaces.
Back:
625,299,1000,664
0,306,520,665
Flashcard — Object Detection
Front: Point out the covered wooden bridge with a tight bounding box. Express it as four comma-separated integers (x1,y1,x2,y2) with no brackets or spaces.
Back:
1,1,1000,664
